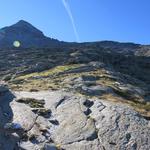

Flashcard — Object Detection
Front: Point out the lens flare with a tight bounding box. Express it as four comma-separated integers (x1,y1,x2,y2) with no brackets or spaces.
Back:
13,41,21,48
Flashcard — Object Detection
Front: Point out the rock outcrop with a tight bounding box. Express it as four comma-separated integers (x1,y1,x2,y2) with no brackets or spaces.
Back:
0,84,19,150
0,88,149,150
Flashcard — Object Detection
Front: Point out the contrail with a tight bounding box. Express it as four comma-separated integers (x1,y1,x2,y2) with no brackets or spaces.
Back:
62,0,80,42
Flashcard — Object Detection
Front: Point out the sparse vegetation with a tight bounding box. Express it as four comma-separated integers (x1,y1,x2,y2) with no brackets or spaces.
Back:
16,64,81,80
16,98,45,108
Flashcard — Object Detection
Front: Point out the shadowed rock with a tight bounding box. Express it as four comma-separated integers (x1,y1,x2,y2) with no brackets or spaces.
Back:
0,84,20,150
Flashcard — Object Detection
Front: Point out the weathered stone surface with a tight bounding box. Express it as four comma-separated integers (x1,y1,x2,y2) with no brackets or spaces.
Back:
36,116,51,130
0,90,150,150
62,139,103,150
19,141,43,150
90,99,150,150
51,96,96,145
10,101,37,131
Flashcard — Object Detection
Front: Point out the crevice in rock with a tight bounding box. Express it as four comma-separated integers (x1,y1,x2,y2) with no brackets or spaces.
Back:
126,133,131,142
31,108,51,118
86,118,99,142
81,99,94,116
86,131,98,141
96,103,106,112
18,115,39,145
83,99,94,108
115,115,121,129
66,138,86,145
27,115,38,132
29,135,39,144
111,110,121,132
109,142,117,145
55,96,68,109
83,108,92,116
49,119,59,125
90,113,106,150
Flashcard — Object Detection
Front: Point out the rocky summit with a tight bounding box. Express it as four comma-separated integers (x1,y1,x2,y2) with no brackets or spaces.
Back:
0,21,150,150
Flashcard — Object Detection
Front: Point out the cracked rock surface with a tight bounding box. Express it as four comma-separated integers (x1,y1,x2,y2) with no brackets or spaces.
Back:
0,87,150,150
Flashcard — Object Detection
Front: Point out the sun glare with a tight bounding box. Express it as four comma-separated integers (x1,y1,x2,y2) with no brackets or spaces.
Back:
13,41,21,48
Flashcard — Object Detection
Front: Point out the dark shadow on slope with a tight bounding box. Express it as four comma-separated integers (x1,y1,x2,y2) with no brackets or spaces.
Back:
0,89,20,150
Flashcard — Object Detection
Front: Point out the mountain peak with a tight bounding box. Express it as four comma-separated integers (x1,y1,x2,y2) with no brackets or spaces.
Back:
18,20,29,23
0,20,60,48
15,20,33,26
11,20,41,32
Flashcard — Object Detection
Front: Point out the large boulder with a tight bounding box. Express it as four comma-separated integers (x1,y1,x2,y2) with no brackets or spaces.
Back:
0,86,19,150
90,99,150,150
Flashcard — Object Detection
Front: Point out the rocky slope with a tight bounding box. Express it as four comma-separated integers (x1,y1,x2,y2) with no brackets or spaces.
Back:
0,21,150,150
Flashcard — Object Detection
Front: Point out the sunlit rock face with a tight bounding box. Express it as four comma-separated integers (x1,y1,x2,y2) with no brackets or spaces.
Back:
0,20,60,48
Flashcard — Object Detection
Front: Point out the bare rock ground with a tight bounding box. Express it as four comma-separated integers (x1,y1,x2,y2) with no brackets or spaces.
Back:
0,88,149,150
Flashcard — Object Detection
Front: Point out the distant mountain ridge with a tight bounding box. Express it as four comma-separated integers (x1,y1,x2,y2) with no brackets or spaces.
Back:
0,20,150,57
0,20,61,48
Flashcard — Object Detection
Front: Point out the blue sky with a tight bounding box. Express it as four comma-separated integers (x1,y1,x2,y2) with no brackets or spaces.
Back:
0,0,150,44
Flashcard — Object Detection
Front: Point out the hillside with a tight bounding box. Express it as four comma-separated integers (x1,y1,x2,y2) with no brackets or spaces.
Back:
0,21,150,150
